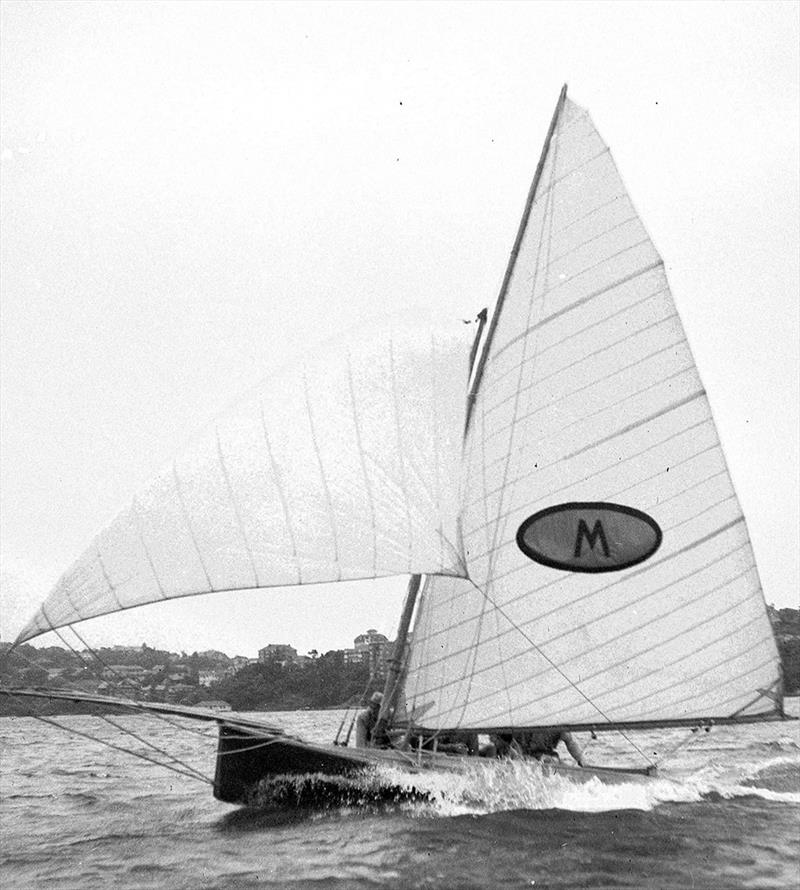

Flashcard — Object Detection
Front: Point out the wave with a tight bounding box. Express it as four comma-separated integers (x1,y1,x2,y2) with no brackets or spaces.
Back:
243,755,800,816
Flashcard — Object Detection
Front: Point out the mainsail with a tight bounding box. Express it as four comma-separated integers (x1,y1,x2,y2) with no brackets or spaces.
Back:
404,89,783,731
16,317,471,642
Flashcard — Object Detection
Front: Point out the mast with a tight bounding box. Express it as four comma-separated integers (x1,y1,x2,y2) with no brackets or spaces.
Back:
374,573,422,734
465,84,568,434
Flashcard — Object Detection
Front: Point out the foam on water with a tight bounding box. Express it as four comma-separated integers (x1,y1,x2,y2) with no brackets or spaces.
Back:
269,753,800,816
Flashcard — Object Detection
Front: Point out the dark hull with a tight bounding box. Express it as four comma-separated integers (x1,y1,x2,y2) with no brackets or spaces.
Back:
213,724,655,806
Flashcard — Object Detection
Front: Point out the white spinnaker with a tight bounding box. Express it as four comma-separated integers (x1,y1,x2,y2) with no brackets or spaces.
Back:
17,317,471,643
405,96,782,730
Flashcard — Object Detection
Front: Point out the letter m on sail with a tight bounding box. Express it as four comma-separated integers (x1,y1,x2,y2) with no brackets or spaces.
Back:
574,519,610,559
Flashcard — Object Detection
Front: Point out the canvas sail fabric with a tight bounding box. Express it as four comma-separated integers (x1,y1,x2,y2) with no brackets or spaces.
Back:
404,96,782,731
16,316,471,643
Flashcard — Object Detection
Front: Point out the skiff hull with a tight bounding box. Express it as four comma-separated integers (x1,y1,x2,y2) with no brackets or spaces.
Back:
213,723,654,806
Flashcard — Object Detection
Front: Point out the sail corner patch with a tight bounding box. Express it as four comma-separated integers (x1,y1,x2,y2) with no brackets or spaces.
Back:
517,502,662,573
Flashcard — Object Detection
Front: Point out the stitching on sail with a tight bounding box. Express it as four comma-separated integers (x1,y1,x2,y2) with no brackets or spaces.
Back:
482,629,774,727
442,443,725,615
462,566,760,717
482,282,671,408
215,427,260,588
388,338,415,573
490,251,668,370
96,546,125,611
430,520,748,654
132,495,168,600
345,350,379,578
260,406,302,584
550,192,627,237
454,428,728,608
561,389,706,462
544,213,643,271
429,333,445,571
480,310,683,454
519,365,700,457
464,411,713,526
532,146,611,205
303,372,342,580
417,539,753,688
172,462,215,592
458,578,657,764
626,651,777,721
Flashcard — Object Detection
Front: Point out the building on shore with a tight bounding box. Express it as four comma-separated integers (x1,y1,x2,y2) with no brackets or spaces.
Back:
258,644,298,666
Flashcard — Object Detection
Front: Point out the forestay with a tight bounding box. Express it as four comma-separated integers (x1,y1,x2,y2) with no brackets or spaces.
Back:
405,92,783,731
17,316,471,642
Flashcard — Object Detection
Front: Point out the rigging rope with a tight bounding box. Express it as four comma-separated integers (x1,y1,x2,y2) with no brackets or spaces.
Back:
473,580,657,769
4,690,214,786
97,713,212,784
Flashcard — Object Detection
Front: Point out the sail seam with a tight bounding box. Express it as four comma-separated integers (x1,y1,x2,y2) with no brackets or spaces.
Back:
457,571,760,718
303,373,342,579
172,463,215,592
424,591,767,728
628,652,777,721
512,365,700,459
464,413,713,530
479,310,682,454
132,495,168,600
482,281,671,409
260,407,302,584
462,579,656,764
346,351,379,578
461,433,717,575
561,390,706,461
96,547,125,611
577,624,774,720
216,428,260,588
416,537,751,682
550,192,627,237
532,146,611,205
544,213,642,271
429,334,446,570
389,338,416,572
521,235,653,304
436,521,747,649
488,247,657,369
438,451,727,613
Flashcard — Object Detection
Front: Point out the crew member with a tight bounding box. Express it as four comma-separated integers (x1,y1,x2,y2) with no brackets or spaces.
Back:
514,729,585,765
481,730,585,765
355,691,383,747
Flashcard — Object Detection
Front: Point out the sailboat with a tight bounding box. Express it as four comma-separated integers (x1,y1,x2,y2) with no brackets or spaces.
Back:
3,86,790,806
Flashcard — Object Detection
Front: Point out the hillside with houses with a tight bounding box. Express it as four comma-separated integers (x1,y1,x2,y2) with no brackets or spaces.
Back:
2,611,797,716
0,628,394,715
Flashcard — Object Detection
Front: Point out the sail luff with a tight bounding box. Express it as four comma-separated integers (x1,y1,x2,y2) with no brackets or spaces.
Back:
465,84,569,434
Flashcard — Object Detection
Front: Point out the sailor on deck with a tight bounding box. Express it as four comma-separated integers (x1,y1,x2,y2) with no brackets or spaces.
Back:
484,730,585,765
355,691,383,747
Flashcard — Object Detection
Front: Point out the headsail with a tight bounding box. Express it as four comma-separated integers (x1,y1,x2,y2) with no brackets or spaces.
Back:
405,89,783,731
17,316,471,643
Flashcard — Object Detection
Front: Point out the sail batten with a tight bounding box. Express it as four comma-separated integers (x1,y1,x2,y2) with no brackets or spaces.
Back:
405,92,782,732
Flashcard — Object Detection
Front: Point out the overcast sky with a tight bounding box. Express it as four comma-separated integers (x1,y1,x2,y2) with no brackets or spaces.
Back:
1,1,798,656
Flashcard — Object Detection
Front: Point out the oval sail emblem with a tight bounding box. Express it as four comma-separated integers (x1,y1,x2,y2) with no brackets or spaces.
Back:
516,502,662,573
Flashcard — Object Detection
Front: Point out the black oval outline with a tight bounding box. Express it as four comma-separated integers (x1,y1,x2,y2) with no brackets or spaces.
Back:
516,501,663,574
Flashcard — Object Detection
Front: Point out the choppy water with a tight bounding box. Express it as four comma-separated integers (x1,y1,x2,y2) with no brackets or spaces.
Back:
1,703,798,889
